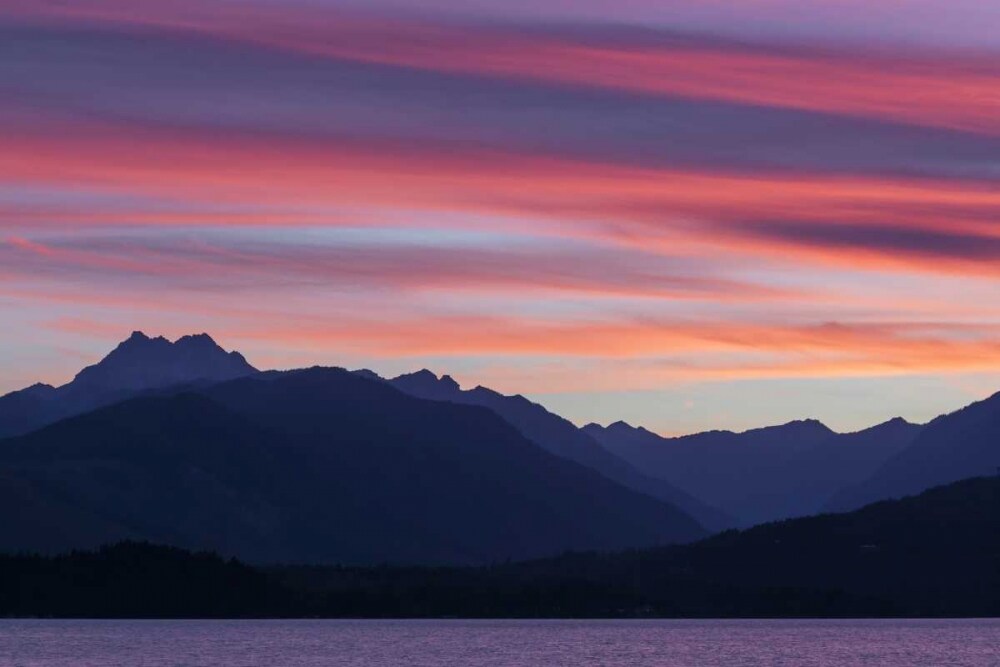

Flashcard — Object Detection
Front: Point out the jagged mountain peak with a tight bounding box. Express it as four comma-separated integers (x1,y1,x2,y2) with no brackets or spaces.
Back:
392,369,462,397
114,330,166,349
71,331,257,392
598,420,657,437
175,332,221,347
439,374,460,390
352,368,383,382
0,332,258,438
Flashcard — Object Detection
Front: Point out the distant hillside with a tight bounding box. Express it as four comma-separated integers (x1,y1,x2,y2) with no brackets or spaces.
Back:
0,332,257,438
272,476,1000,618
584,417,921,525
2,477,995,618
827,391,1000,512
657,475,1000,616
0,368,704,564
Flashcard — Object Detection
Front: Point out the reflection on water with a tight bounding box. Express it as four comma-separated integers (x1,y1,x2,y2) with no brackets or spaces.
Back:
1,618,998,667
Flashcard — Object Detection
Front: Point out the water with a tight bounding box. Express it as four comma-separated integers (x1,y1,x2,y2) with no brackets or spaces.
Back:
0,619,997,666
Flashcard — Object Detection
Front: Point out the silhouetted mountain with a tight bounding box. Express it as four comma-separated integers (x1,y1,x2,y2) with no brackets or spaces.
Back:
584,416,921,526
0,393,297,558
4,477,994,618
73,331,255,392
204,369,706,560
386,369,732,530
0,332,257,438
827,391,1000,512
0,368,704,564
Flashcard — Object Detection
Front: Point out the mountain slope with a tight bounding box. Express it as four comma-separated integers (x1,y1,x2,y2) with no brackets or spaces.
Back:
584,417,921,526
204,368,706,561
387,369,731,530
0,384,63,440
0,332,257,438
0,393,295,560
0,368,705,564
827,391,1000,512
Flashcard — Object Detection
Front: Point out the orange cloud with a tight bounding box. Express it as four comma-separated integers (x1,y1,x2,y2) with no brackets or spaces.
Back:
219,314,1000,374
37,309,1000,387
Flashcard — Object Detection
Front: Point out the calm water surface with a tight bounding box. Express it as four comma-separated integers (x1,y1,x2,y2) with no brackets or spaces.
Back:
0,619,997,666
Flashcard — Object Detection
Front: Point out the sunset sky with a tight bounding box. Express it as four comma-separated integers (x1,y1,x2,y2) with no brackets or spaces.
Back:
1,0,998,434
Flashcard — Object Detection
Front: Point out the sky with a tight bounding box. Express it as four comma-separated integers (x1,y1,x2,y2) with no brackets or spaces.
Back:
1,0,998,435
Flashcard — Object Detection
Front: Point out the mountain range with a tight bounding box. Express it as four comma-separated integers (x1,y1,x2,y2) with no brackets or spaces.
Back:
826,390,1000,512
0,331,996,564
584,416,924,525
0,346,704,563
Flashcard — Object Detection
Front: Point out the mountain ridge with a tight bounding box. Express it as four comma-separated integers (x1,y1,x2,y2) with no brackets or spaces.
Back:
384,368,733,530
0,332,257,438
1,331,995,542
584,415,923,525
826,390,1000,512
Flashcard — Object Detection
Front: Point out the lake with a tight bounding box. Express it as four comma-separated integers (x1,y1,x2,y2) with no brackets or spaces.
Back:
0,619,997,666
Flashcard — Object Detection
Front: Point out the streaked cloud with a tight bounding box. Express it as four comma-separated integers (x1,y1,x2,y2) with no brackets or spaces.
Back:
0,231,794,300
1,0,997,431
